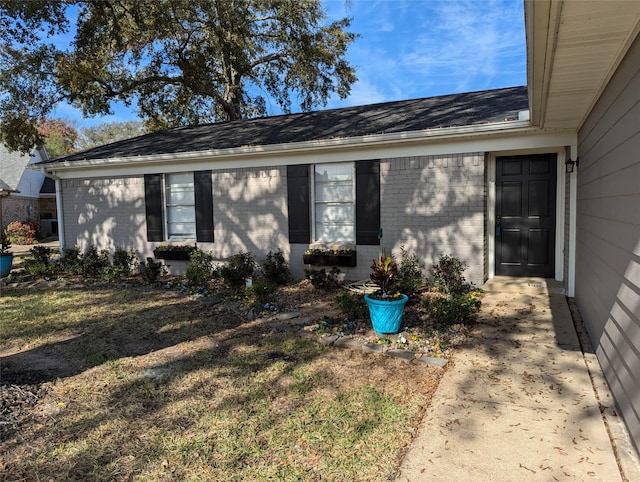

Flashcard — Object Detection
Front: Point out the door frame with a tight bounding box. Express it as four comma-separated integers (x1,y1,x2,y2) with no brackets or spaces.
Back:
487,148,566,282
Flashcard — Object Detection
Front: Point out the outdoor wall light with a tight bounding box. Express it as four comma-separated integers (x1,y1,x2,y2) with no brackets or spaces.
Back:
565,156,578,173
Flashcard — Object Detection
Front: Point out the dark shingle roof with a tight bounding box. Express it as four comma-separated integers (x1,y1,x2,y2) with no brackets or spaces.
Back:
46,86,528,164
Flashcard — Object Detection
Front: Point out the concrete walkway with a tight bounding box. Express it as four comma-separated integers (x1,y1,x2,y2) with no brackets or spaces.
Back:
397,277,640,481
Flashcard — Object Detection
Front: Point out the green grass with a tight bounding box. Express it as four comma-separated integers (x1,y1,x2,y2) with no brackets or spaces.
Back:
1,286,442,481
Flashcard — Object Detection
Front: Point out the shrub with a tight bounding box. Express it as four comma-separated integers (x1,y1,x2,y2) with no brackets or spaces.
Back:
113,248,137,274
185,248,215,287
395,246,424,298
5,221,40,245
141,257,163,284
428,254,472,295
102,247,138,281
333,290,368,319
220,251,256,290
262,249,291,285
60,246,82,274
304,267,341,291
22,246,55,276
422,293,481,325
79,245,110,277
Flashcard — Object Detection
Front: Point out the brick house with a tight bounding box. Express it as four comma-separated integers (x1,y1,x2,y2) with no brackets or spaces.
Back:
0,144,57,235
38,0,640,455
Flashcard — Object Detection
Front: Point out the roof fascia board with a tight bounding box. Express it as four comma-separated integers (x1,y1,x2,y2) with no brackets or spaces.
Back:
526,0,563,128
43,129,576,180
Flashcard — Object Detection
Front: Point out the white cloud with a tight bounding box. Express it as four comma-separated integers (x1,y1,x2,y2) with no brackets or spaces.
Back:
398,0,525,92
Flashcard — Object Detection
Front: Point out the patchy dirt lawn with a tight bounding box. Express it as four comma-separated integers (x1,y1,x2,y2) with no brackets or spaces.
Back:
1,281,451,481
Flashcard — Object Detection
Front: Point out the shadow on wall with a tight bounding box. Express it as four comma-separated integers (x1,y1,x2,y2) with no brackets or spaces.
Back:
382,154,486,285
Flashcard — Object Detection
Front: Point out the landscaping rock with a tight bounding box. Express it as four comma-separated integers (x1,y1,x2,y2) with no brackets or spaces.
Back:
387,350,417,363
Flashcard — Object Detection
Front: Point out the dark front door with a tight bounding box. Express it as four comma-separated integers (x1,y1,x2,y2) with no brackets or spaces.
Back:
496,154,557,277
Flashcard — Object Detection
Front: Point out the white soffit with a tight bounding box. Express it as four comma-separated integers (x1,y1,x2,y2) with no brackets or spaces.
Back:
527,0,640,130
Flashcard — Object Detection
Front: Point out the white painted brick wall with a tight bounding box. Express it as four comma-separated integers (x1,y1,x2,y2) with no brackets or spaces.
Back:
60,154,487,284
381,153,486,285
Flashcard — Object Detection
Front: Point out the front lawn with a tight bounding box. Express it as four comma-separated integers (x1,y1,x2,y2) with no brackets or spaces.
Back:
0,285,443,481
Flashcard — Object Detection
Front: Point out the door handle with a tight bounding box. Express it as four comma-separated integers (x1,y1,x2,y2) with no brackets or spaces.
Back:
496,216,502,236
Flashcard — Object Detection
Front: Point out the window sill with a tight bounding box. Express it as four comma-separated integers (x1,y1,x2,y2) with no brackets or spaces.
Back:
303,251,357,267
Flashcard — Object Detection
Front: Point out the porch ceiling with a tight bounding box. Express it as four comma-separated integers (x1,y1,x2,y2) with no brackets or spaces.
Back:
526,0,640,130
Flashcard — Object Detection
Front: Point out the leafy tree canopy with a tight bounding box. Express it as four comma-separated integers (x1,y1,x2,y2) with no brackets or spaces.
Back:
78,121,149,152
0,0,358,152
37,118,78,159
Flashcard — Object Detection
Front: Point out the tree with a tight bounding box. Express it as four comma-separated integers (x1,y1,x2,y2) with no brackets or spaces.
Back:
37,118,79,159
0,0,358,153
78,121,149,151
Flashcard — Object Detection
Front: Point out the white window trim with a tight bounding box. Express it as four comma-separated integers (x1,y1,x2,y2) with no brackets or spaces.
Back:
162,172,196,241
310,162,356,244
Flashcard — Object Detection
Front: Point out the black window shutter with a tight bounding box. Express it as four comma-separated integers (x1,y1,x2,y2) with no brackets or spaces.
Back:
144,173,164,242
356,160,380,245
194,170,214,242
287,165,310,244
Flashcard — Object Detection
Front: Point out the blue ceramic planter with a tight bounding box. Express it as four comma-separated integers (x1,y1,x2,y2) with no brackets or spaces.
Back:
0,254,14,277
364,293,409,335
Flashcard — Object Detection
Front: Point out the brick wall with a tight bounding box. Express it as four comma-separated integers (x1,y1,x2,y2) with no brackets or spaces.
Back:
380,153,486,285
1,195,41,230
59,155,487,283
61,176,148,253
206,166,288,262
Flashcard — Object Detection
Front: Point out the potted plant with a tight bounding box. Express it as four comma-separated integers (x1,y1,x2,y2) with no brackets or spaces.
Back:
303,248,357,267
153,244,196,261
364,256,409,335
0,234,14,277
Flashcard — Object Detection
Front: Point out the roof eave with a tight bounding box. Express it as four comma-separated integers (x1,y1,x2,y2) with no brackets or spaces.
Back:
41,119,535,173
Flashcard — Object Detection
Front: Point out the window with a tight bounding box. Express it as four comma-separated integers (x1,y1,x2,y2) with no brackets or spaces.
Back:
144,170,213,243
165,172,195,239
287,160,380,245
312,163,355,242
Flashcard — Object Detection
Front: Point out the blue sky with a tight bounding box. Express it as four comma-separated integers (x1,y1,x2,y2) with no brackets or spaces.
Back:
55,0,526,128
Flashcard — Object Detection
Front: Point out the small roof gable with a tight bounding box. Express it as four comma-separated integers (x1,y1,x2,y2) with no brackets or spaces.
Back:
46,86,527,164
0,144,32,191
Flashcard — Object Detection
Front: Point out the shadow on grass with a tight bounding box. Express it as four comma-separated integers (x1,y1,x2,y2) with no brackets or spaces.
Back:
0,286,248,384
1,284,425,480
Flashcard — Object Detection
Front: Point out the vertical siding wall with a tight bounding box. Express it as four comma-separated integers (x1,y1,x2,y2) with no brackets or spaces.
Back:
381,153,486,285
577,33,640,453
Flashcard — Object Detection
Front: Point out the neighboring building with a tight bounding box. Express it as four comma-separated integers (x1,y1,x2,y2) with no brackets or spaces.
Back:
37,0,640,455
0,145,57,235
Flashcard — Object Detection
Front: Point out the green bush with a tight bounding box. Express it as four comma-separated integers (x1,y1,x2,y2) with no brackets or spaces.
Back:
395,246,424,298
304,267,341,291
262,249,291,285
99,248,137,281
185,248,215,287
22,246,56,276
428,254,472,295
60,246,82,274
112,247,137,275
220,251,256,290
79,246,111,277
333,290,368,319
141,257,163,284
422,293,481,325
